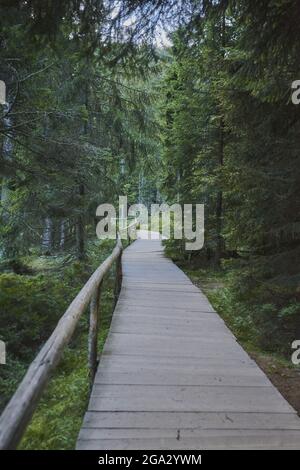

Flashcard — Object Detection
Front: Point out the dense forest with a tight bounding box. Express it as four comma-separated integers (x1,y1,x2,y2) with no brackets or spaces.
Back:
1,0,300,449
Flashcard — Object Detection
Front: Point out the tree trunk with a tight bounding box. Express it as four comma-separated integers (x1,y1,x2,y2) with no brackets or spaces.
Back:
59,220,65,251
214,12,226,267
1,108,13,203
76,184,86,261
215,125,225,266
42,217,53,253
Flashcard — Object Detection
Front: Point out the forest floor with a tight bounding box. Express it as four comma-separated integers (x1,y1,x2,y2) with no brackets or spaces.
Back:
181,265,300,417
250,352,300,417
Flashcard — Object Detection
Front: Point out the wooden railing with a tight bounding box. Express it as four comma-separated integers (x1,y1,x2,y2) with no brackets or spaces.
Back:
0,237,124,450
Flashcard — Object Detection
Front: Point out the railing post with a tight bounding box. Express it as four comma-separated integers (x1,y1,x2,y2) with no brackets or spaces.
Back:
114,252,122,307
88,282,102,387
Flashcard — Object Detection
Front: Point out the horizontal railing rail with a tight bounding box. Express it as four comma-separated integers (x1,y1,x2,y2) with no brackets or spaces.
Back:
0,236,124,450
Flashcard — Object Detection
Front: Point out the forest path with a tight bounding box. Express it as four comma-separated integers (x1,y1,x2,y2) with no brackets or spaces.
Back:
77,236,300,450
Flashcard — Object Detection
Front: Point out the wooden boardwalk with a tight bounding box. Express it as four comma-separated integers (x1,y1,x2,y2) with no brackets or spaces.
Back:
77,237,300,450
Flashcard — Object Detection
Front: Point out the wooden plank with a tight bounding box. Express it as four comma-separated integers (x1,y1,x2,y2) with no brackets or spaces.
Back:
80,411,300,430
99,353,258,369
88,384,293,413
109,313,234,340
110,312,226,326
77,433,300,450
113,303,216,314
94,367,270,387
78,427,300,441
110,325,234,339
102,333,250,360
80,427,300,445
120,281,201,290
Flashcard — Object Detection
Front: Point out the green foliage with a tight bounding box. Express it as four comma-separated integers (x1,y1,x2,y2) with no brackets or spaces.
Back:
19,344,89,450
213,264,300,355
0,274,70,362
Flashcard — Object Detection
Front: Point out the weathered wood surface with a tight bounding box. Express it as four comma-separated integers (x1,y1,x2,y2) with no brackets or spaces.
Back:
88,282,102,386
77,235,300,450
0,238,122,450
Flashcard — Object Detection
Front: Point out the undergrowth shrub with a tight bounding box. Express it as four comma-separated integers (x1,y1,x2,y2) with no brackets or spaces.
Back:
217,259,300,356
